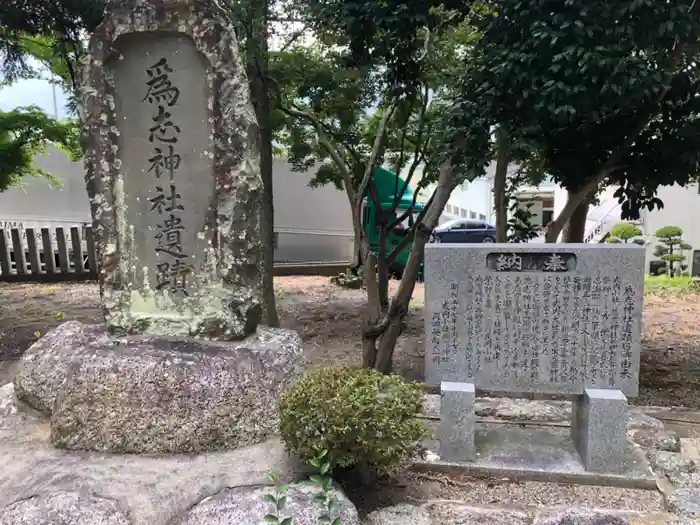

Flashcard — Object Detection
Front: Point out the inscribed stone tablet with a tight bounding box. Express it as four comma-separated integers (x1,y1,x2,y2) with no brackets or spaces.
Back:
424,244,644,397
110,33,213,301
83,0,263,339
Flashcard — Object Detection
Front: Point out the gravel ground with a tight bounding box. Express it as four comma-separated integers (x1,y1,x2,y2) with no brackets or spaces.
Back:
342,471,664,516
0,276,699,408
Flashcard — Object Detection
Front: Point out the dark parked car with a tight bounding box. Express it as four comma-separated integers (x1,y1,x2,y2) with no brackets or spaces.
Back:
430,218,497,243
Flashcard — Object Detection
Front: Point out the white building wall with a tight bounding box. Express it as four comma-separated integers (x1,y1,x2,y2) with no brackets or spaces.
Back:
0,147,92,225
415,162,499,225
445,176,495,223
0,146,355,264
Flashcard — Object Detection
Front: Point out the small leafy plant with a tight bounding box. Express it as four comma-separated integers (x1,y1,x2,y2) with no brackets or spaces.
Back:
261,449,342,525
279,365,428,478
263,472,292,525
309,450,341,525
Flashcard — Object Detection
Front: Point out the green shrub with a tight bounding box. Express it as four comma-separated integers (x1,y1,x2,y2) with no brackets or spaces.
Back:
278,366,428,478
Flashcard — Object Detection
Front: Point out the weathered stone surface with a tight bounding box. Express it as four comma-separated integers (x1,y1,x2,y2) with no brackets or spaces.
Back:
173,482,361,525
0,492,130,525
82,0,263,339
424,244,644,396
626,411,665,432
365,504,431,525
429,504,531,525
626,412,681,453
0,384,44,431
422,395,572,423
534,510,630,525
35,322,303,453
476,398,570,422
13,322,112,414
0,385,304,525
631,429,681,453
666,488,700,520
571,389,628,473
665,518,698,525
680,438,700,462
647,451,697,481
439,382,475,462
670,472,700,489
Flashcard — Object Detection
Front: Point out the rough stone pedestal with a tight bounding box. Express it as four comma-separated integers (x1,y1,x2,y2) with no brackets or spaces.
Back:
571,388,628,473
13,321,304,454
438,382,476,461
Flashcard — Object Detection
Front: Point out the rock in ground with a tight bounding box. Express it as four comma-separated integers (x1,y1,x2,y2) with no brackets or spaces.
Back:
428,504,531,525
647,450,697,484
365,503,431,525
534,510,629,525
13,322,112,414
666,488,700,520
172,482,360,525
0,492,130,525
0,384,305,525
14,321,304,453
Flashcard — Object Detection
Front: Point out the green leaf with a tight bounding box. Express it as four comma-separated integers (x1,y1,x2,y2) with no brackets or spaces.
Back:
264,515,279,523
320,462,331,475
323,476,333,490
309,475,325,486
332,518,341,525
281,518,293,525
318,515,331,523
277,496,287,510
263,494,277,503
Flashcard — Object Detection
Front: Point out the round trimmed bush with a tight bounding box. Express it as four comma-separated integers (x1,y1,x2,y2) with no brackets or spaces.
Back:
278,366,428,478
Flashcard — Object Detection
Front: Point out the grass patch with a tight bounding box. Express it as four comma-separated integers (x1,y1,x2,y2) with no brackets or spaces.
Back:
644,274,699,296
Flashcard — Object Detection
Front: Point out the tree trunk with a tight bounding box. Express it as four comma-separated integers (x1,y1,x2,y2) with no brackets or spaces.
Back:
562,193,590,243
377,225,390,312
362,248,381,368
246,0,279,327
369,164,457,372
494,128,509,243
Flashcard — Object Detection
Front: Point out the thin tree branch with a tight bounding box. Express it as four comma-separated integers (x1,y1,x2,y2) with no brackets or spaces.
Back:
354,102,399,227
279,104,357,202
279,24,311,52
387,189,435,265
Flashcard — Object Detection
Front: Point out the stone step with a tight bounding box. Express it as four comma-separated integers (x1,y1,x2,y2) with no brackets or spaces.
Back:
364,503,688,525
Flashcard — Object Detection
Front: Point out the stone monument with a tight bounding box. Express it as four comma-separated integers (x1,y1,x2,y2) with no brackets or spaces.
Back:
83,0,262,339
424,244,644,474
12,0,304,454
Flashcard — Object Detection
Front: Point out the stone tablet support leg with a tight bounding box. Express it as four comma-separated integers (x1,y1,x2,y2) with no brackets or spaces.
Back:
571,388,628,473
438,382,476,462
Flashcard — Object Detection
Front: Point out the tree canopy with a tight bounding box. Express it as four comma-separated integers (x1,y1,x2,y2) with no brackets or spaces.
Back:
316,0,700,241
0,0,104,85
469,0,700,238
0,107,80,192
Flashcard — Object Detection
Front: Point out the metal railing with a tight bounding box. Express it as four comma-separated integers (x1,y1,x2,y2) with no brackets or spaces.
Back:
583,203,622,243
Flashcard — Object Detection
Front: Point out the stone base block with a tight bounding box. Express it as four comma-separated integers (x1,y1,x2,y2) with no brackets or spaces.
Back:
13,321,304,454
418,425,655,489
438,382,475,462
572,388,628,473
